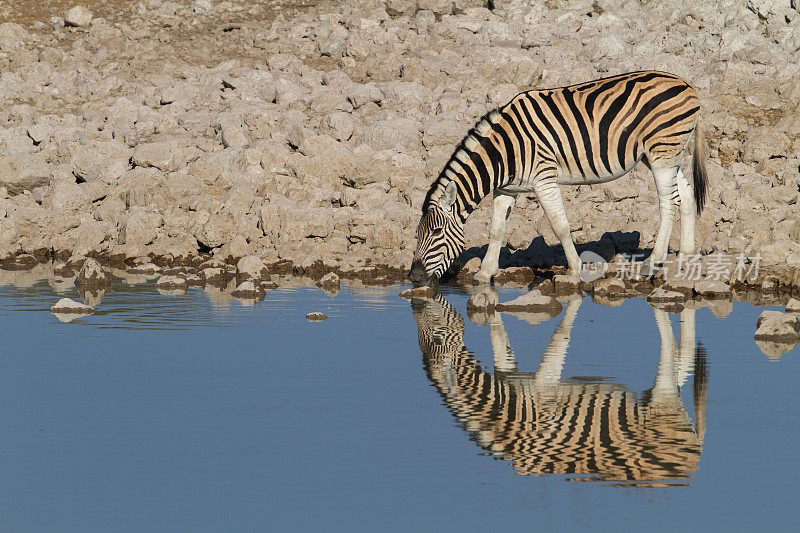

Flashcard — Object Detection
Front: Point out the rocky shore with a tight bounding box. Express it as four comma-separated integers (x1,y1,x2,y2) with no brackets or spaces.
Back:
1,0,799,291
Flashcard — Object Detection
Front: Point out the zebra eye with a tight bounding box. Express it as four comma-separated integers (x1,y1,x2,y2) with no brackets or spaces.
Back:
432,227,444,236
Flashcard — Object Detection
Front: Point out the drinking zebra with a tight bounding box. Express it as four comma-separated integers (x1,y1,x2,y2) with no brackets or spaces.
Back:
410,71,709,285
411,293,708,483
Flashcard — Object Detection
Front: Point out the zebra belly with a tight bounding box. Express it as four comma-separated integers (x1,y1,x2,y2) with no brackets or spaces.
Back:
556,159,640,186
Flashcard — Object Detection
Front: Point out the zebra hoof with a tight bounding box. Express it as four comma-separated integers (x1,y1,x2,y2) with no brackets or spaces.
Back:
639,260,663,279
473,271,494,285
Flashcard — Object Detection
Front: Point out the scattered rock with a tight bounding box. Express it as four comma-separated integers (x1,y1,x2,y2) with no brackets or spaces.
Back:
64,6,93,27
493,267,536,284
553,274,580,294
694,279,731,298
316,272,341,290
495,290,563,315
400,286,436,299
466,291,498,311
128,263,161,275
0,22,30,50
201,267,228,285
0,154,52,195
646,287,688,303
154,275,187,289
231,280,265,299
50,297,95,314
74,258,110,289
132,142,176,172
662,277,695,296
0,0,798,291
306,311,329,321
592,276,626,296
754,310,800,342
236,255,269,283
786,298,800,314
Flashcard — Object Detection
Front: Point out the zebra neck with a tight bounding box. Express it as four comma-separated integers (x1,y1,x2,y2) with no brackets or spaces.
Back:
437,157,503,224
436,110,515,223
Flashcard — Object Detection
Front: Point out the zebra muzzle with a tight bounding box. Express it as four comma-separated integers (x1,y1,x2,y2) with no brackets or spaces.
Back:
410,260,432,285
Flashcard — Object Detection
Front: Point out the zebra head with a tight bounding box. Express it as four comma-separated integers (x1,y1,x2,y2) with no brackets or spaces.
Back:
410,181,465,285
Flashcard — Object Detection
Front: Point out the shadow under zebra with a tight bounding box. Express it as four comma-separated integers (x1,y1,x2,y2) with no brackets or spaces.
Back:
411,293,708,487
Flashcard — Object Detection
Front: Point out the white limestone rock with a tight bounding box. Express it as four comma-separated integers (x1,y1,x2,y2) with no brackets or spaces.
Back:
466,290,498,311
64,6,93,27
496,290,563,315
74,258,110,289
306,311,329,321
0,22,30,49
755,310,800,342
647,287,688,303
236,255,269,283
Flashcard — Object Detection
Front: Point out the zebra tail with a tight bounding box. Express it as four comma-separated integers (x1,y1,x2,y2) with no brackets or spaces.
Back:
692,119,709,216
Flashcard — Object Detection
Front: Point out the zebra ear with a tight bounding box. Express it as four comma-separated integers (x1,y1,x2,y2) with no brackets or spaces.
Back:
439,181,457,211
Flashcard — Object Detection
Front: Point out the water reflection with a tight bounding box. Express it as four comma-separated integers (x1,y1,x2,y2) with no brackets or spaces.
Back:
412,293,708,486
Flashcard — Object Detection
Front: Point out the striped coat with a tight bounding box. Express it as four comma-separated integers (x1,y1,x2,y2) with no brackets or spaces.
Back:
411,71,709,284
412,295,707,483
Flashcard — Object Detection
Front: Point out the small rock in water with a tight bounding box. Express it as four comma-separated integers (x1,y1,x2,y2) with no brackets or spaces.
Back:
553,274,581,294
128,263,161,275
754,310,800,342
592,277,626,296
495,290,563,315
662,277,694,296
786,298,800,314
75,258,110,289
64,6,93,27
186,273,203,286
154,275,187,289
493,267,536,284
201,267,228,285
53,262,74,278
231,280,265,299
316,272,341,290
261,280,279,290
466,291,497,311
646,287,687,303
236,255,269,283
400,285,436,299
694,279,731,298
306,312,328,321
51,297,94,314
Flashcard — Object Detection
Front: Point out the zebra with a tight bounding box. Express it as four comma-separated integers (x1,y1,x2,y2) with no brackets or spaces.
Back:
411,293,708,483
410,70,709,285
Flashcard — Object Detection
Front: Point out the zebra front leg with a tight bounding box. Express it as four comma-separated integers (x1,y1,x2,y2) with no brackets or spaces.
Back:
643,166,680,277
676,169,697,257
533,176,581,275
475,192,516,284
489,301,518,373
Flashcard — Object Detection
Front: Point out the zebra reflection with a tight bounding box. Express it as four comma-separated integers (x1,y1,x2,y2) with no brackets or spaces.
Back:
412,294,708,484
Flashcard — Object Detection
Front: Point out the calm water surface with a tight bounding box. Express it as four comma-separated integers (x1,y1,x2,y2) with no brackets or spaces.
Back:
0,277,798,531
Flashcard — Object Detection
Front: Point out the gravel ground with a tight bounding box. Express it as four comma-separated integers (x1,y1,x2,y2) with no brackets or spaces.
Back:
0,0,798,293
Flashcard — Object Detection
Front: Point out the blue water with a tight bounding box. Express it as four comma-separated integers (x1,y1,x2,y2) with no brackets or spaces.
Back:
0,278,798,531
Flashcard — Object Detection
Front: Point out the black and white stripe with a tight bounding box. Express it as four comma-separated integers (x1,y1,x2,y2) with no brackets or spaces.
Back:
412,295,708,483
412,71,709,283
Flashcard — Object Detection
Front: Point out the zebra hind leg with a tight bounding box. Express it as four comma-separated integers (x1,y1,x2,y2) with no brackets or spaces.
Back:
643,165,680,277
475,192,516,284
676,168,697,257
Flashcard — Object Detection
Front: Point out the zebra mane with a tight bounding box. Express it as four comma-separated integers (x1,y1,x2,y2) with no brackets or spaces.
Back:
422,109,503,214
